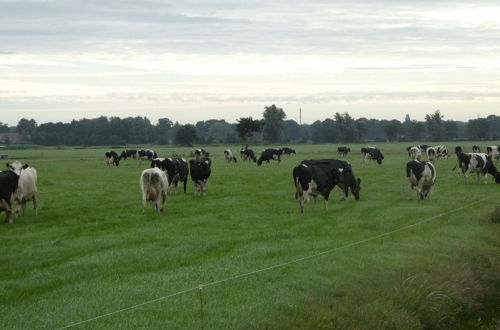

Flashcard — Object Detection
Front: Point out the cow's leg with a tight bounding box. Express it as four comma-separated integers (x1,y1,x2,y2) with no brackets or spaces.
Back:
407,181,414,200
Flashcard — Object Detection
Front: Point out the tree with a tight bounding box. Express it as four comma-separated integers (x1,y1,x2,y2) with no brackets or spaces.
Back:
175,124,198,146
467,118,489,140
0,122,9,133
236,117,263,142
385,120,401,142
17,118,37,140
425,110,447,141
334,112,359,142
262,104,286,143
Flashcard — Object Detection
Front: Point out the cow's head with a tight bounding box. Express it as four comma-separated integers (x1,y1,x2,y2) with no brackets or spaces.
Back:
6,161,28,175
257,158,263,166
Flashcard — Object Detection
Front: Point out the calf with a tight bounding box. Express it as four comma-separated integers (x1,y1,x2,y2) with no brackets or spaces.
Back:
189,159,211,196
7,161,38,217
487,146,499,162
281,147,296,155
224,149,237,163
120,149,137,160
257,148,282,166
240,148,257,162
406,160,437,200
337,146,350,156
194,149,210,161
0,170,18,224
362,147,384,164
140,167,169,213
105,151,120,166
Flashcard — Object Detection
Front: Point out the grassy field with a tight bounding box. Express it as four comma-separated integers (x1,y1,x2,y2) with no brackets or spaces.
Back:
1,142,499,329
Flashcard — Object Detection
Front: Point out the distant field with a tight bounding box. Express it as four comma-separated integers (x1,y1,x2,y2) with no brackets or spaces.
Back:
1,142,499,329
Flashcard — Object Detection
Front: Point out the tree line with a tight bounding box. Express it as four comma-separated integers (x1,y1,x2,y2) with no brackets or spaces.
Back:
2,106,499,146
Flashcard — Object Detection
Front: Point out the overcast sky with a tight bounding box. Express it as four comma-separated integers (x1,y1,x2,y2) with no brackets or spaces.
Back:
1,0,500,126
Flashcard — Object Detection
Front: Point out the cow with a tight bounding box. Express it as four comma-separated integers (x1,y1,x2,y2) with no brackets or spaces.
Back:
407,146,421,161
406,160,437,200
119,149,137,160
487,146,499,162
224,149,237,163
189,159,211,196
165,158,189,193
426,147,436,163
138,149,157,161
105,150,120,166
281,147,296,155
337,147,350,156
433,145,449,160
472,145,481,153
240,148,257,162
6,161,38,217
140,167,169,213
257,148,283,166
0,170,18,224
194,149,210,161
362,147,384,164
454,151,500,184
417,144,431,152
300,159,361,201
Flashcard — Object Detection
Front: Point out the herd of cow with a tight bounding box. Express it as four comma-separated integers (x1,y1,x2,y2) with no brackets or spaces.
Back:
0,144,499,222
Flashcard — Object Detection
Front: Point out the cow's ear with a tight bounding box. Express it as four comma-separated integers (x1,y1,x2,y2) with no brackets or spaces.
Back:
23,164,29,169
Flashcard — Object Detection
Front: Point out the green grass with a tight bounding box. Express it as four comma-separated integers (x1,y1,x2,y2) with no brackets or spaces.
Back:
1,142,499,329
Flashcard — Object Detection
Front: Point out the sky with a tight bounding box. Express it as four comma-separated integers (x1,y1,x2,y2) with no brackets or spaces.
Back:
1,0,500,126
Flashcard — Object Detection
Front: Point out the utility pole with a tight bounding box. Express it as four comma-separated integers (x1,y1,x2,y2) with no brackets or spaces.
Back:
299,107,302,125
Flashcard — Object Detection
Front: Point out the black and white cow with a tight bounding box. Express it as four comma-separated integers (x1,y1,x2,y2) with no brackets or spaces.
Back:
7,161,38,217
194,149,210,161
337,147,351,156
417,144,431,152
472,145,481,153
119,149,137,160
0,170,19,223
301,159,361,201
281,147,296,155
407,146,421,161
138,149,157,161
454,151,500,184
257,148,283,166
361,147,384,164
224,149,237,163
189,158,211,196
433,145,449,160
406,160,437,200
105,151,120,166
151,157,189,193
240,148,257,162
426,147,436,163
487,146,499,162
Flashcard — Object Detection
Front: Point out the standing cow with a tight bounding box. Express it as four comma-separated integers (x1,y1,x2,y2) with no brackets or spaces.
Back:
7,161,38,217
257,148,282,166
0,170,19,224
120,149,137,160
406,160,437,200
337,147,351,156
224,149,237,163
140,167,169,213
454,151,500,184
194,149,210,161
487,146,499,163
189,159,211,196
240,148,257,162
105,151,120,166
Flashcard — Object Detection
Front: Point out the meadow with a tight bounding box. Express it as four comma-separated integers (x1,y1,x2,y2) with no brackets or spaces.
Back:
1,142,499,329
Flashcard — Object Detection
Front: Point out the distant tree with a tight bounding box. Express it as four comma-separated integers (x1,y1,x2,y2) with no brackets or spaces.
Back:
0,122,9,133
284,120,301,142
208,122,232,144
157,118,173,144
334,112,359,142
467,118,489,140
262,104,286,143
17,118,37,139
444,120,458,140
175,124,198,146
385,120,402,142
407,120,425,141
425,110,447,141
236,117,263,142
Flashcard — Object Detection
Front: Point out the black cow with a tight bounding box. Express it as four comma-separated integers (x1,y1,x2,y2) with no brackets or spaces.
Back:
362,147,384,164
194,149,210,161
257,148,282,166
189,159,211,196
240,148,257,162
406,160,437,200
119,149,137,160
301,159,361,201
105,151,120,166
281,147,296,155
337,147,351,156
0,170,19,224
454,151,500,184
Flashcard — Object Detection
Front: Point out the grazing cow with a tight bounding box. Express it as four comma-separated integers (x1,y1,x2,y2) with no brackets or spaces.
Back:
105,151,120,166
6,161,38,217
138,149,157,161
337,147,351,156
433,145,449,160
487,146,499,162
140,167,169,213
300,159,361,201
224,149,237,163
472,145,481,153
406,160,437,200
194,149,210,161
257,148,283,166
407,146,421,161
281,147,296,155
454,151,500,184
426,147,436,163
189,159,211,196
362,147,384,164
0,170,19,224
119,149,137,160
240,148,257,162
417,144,431,152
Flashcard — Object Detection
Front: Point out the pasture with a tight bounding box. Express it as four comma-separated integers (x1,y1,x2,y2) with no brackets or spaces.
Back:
1,142,499,329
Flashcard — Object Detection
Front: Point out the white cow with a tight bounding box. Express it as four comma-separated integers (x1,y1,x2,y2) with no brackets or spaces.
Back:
140,167,169,213
7,161,38,216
